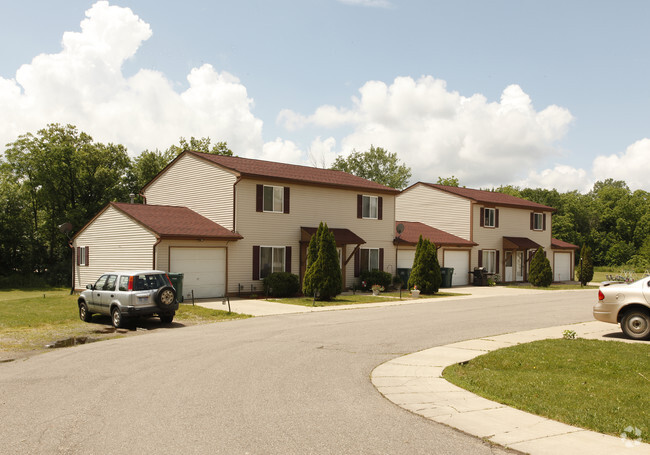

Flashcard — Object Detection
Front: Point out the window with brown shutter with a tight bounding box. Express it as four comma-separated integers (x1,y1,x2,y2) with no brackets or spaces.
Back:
285,246,292,273
357,195,363,219
256,185,263,212
378,197,383,220
252,246,260,280
283,187,290,214
379,248,384,270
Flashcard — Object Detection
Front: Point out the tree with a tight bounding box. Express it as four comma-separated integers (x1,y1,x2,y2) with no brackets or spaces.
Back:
331,145,411,190
407,235,441,293
302,222,342,300
167,136,233,156
577,244,594,286
529,247,553,287
436,176,459,187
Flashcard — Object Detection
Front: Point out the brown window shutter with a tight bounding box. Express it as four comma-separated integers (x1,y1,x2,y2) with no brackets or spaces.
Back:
378,197,383,220
76,247,81,266
543,213,547,231
354,249,360,277
357,195,362,218
85,247,89,266
496,250,500,273
530,212,534,230
252,246,260,280
256,185,263,212
495,209,499,228
478,250,483,267
285,246,292,273
480,208,485,227
284,187,290,214
379,248,384,270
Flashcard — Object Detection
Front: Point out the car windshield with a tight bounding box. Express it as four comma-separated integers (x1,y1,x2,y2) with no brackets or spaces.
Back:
133,274,168,291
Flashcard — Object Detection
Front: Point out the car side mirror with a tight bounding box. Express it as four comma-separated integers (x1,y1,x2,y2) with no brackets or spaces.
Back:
86,284,94,290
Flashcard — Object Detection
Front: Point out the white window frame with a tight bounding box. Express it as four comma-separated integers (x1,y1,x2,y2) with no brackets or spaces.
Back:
260,246,285,279
362,195,378,219
483,250,497,274
533,212,544,230
484,208,496,228
360,248,380,273
79,246,88,266
263,185,284,213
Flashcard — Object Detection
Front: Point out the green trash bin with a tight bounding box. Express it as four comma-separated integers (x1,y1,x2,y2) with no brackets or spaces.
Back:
440,267,454,288
397,268,411,289
167,272,184,303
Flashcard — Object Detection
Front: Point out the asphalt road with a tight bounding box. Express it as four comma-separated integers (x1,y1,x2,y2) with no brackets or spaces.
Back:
0,290,596,454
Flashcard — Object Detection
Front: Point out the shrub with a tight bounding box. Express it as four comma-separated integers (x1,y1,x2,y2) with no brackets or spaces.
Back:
360,269,392,291
529,247,553,287
576,244,594,285
408,235,441,293
263,272,300,297
302,221,342,301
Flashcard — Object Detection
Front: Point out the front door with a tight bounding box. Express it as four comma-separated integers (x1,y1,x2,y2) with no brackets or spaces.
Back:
515,251,524,281
504,251,513,282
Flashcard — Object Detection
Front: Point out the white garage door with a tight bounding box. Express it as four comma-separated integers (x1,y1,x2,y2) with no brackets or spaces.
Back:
397,250,416,269
170,248,226,299
554,252,571,282
443,250,470,286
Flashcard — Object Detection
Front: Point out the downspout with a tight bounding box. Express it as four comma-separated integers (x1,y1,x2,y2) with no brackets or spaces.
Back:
69,240,75,295
153,236,162,269
233,176,242,232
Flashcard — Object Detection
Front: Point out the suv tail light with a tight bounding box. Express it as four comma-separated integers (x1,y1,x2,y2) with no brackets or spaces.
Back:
128,275,133,291
598,290,604,301
165,273,172,286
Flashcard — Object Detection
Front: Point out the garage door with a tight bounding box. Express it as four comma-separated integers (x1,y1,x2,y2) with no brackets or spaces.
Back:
443,250,470,286
397,250,416,269
554,252,571,282
170,248,226,299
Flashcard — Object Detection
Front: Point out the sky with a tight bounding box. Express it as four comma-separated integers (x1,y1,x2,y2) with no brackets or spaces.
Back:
1,0,649,192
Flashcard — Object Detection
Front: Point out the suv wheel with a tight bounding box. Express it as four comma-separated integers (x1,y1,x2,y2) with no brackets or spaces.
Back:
111,307,125,328
155,286,176,309
621,309,650,340
160,312,174,324
79,302,92,322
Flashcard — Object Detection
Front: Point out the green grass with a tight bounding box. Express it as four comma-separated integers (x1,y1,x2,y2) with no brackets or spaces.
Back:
443,338,650,442
270,291,464,306
0,289,250,357
504,284,598,290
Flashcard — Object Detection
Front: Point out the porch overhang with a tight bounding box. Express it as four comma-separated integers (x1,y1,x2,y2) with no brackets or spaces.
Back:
300,227,365,246
503,236,540,250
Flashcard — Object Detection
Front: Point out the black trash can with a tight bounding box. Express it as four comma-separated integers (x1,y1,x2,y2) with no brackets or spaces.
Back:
440,267,454,288
472,267,488,286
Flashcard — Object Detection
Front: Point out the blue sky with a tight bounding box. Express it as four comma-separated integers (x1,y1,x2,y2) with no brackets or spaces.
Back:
1,0,649,191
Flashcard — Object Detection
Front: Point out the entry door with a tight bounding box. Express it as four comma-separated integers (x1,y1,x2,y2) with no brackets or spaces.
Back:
515,251,524,281
504,252,513,282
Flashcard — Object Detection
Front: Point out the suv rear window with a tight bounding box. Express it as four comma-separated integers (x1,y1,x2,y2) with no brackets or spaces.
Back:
132,274,169,291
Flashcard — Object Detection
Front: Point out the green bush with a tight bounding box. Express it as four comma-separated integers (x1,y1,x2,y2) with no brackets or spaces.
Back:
529,247,553,287
576,244,594,285
407,235,441,293
302,221,342,301
263,272,300,297
359,270,392,291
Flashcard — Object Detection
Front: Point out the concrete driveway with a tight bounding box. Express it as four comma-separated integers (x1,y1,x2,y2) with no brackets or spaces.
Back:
0,288,598,454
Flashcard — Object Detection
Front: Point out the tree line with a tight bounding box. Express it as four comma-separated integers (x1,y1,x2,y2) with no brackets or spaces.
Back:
0,123,646,286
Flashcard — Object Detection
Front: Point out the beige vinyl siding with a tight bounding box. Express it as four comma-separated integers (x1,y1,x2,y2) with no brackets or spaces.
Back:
471,204,553,271
396,184,471,240
228,179,396,294
143,153,237,230
73,206,156,290
155,239,230,271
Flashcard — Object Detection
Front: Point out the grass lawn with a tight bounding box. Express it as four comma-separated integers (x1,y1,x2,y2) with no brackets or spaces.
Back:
0,288,250,358
271,291,464,306
504,284,598,290
443,338,650,443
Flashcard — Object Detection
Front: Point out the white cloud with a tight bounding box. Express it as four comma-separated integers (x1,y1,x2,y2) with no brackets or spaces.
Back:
337,0,392,8
517,165,592,193
0,1,266,156
280,76,575,188
591,139,650,191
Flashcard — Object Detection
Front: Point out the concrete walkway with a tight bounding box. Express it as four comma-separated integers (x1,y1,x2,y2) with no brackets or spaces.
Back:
371,321,650,455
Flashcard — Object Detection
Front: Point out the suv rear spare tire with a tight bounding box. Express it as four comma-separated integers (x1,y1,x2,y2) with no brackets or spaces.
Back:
155,286,176,309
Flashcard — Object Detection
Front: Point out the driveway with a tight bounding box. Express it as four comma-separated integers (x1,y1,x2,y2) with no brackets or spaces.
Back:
0,289,596,454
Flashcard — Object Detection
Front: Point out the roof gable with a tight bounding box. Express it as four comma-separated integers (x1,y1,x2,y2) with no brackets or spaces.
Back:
414,183,554,211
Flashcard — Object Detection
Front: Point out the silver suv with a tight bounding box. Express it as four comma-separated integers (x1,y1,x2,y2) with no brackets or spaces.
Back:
78,270,178,328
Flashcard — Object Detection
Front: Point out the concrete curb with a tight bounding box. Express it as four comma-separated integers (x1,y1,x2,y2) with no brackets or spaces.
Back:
371,321,650,455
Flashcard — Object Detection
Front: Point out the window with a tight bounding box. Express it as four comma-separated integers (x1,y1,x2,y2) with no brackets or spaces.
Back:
483,250,497,274
362,195,378,219
94,275,108,290
263,185,284,213
532,212,544,230
484,208,496,228
118,276,130,291
78,246,89,266
360,248,380,273
260,246,285,279
104,275,117,291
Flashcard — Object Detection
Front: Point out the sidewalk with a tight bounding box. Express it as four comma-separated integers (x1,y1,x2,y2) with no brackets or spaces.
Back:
194,285,568,316
371,321,650,455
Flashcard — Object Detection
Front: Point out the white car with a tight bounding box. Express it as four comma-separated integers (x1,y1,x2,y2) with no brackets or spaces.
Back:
78,270,178,328
594,277,650,340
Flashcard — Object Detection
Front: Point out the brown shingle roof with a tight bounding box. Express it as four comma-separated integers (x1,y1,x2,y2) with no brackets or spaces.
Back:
112,202,242,240
301,227,365,245
189,151,399,194
416,183,554,211
503,236,540,250
551,238,579,249
395,221,476,247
